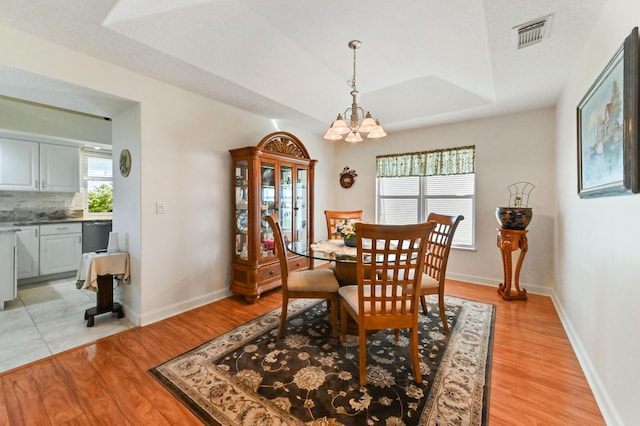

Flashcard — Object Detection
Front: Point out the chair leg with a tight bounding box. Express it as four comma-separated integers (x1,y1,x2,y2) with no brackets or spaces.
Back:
359,326,367,386
329,295,339,338
340,302,348,342
277,297,289,339
420,295,428,315
410,326,422,384
438,296,449,333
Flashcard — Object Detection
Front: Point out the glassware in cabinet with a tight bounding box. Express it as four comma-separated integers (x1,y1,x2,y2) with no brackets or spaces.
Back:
260,162,276,259
234,160,249,260
295,167,309,246
279,165,293,245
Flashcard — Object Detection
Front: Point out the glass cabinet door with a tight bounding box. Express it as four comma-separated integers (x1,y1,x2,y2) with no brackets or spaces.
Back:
234,160,249,260
295,167,309,247
279,165,293,248
260,162,276,259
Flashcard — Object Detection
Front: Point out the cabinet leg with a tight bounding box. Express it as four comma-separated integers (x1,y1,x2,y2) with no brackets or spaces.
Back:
244,295,259,304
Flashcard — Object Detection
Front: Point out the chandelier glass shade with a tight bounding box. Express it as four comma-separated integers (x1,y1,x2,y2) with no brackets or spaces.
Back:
323,40,387,142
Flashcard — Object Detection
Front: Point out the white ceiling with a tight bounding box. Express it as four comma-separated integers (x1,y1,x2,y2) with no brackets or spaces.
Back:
0,0,606,134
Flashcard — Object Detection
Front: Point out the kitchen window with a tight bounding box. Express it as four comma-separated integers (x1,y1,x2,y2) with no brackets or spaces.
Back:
375,146,475,248
82,148,113,214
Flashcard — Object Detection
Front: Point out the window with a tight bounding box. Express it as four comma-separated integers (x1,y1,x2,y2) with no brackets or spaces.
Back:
376,146,475,248
82,149,113,214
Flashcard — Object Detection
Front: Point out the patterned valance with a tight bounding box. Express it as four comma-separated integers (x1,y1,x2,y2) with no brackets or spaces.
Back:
376,145,475,178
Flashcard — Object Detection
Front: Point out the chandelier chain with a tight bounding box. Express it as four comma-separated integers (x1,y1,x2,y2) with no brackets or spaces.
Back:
349,46,358,91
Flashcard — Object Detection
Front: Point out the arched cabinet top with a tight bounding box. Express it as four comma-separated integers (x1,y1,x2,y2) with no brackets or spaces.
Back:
256,132,310,160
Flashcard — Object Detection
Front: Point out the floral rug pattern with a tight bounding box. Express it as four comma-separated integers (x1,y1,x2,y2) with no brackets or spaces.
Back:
149,296,494,425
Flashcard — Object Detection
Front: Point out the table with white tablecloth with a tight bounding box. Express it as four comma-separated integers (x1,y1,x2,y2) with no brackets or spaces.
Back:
76,252,130,327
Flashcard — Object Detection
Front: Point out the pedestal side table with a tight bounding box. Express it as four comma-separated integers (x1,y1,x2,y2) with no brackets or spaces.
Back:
496,228,528,301
76,252,130,326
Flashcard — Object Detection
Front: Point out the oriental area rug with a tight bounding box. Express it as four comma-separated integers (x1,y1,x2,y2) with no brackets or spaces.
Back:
149,296,495,425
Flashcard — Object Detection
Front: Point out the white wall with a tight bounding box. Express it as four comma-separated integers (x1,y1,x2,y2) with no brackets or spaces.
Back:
0,25,336,326
555,0,640,424
331,108,557,293
111,105,142,322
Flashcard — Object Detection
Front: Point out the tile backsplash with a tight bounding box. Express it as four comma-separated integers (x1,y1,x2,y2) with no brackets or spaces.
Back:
0,191,84,222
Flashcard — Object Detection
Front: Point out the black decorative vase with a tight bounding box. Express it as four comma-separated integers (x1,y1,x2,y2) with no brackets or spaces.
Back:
343,236,356,247
496,207,533,230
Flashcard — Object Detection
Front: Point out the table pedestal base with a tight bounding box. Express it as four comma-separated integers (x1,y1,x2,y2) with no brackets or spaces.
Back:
333,262,357,286
84,274,124,327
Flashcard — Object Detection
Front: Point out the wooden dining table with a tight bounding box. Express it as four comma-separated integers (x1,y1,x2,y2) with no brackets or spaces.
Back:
287,239,358,285
288,239,417,286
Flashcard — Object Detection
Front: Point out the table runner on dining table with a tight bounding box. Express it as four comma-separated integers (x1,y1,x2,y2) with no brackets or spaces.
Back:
310,239,356,258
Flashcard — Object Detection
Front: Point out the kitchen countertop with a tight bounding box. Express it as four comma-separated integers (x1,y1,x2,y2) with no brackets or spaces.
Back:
0,227,20,233
0,218,112,227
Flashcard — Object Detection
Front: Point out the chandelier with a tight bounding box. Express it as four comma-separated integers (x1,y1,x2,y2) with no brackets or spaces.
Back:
323,40,387,142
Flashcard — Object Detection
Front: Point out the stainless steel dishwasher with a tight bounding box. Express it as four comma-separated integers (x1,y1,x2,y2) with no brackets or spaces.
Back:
82,221,112,252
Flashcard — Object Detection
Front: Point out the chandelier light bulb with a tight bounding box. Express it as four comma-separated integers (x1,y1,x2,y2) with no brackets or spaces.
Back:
367,120,387,138
359,112,377,133
345,131,363,143
330,114,350,134
323,126,343,140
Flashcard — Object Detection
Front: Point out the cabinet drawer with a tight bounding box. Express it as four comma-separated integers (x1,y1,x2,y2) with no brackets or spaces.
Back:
40,222,81,235
259,263,281,282
288,256,309,271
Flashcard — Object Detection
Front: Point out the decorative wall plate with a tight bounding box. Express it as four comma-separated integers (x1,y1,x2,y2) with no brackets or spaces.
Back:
339,166,357,188
119,149,132,177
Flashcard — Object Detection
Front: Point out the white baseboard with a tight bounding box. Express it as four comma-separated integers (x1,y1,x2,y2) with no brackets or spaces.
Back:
550,291,622,426
447,272,552,296
136,288,233,326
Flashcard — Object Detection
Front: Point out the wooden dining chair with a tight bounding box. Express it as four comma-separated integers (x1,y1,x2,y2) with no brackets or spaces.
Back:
420,213,464,332
324,210,363,240
264,212,340,339
338,221,434,385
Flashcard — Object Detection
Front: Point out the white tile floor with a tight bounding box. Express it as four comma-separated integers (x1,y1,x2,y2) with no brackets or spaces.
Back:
0,277,135,373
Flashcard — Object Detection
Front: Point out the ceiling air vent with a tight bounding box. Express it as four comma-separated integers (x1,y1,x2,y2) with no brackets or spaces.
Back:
513,15,553,49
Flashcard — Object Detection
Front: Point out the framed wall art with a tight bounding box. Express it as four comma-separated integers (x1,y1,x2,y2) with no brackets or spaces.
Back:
577,27,640,198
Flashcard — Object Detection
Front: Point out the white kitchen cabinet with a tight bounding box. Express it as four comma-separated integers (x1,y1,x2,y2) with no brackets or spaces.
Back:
0,137,79,192
0,137,39,190
39,223,82,276
39,143,80,192
16,225,39,279
0,230,18,310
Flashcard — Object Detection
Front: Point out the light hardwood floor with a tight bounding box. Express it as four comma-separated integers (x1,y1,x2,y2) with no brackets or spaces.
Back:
0,280,605,425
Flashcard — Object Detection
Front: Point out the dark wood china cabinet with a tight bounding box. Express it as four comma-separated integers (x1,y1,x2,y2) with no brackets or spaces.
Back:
229,132,315,303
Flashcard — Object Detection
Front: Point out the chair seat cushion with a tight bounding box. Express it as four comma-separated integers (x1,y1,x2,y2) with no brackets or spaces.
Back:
420,273,439,289
288,269,340,293
338,285,410,314
385,270,439,289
